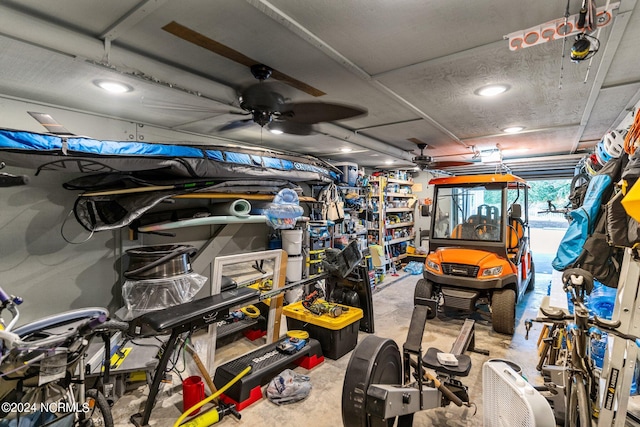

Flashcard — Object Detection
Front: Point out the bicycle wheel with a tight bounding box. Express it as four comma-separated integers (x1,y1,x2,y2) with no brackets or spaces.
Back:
567,371,591,427
82,389,113,427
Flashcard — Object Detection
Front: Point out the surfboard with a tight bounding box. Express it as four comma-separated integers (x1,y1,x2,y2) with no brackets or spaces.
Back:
0,127,341,183
137,215,269,232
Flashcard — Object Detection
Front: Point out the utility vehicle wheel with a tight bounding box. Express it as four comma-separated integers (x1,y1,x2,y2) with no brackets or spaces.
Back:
527,261,536,291
492,289,516,335
342,335,402,427
414,279,433,304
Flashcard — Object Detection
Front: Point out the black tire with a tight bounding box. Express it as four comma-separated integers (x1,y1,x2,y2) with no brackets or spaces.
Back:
492,288,516,335
527,260,536,291
83,389,113,427
414,278,433,302
567,372,591,427
342,335,402,427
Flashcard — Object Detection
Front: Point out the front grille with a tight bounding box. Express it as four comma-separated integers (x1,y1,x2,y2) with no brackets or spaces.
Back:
441,263,479,278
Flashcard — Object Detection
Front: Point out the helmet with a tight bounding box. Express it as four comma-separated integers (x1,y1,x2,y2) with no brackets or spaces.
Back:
603,130,626,158
596,140,612,165
571,36,592,61
585,154,602,176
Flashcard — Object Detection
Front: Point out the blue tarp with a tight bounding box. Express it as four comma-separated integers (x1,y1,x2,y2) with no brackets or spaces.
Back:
552,170,613,270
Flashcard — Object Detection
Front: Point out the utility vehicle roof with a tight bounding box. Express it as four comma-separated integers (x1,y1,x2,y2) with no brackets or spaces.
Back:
429,174,527,186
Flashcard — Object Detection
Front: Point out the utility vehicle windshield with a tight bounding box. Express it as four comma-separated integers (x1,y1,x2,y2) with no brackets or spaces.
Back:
432,185,503,242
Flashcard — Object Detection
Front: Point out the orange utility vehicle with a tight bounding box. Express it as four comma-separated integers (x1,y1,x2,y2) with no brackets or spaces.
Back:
420,174,534,334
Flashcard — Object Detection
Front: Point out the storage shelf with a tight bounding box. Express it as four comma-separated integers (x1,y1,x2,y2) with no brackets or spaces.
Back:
386,236,414,245
386,207,414,213
385,192,414,198
386,222,414,229
387,178,414,185
391,253,408,262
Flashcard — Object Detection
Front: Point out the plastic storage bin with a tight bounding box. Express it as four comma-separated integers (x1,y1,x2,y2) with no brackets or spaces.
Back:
283,300,363,360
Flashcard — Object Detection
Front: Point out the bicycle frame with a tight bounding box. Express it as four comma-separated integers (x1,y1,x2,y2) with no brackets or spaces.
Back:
0,287,116,427
538,263,640,427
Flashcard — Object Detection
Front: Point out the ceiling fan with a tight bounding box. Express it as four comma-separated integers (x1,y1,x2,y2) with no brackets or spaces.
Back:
410,139,473,170
162,22,367,135
218,64,367,135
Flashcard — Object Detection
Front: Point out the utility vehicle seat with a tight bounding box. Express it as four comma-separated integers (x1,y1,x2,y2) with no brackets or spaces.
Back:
507,204,525,260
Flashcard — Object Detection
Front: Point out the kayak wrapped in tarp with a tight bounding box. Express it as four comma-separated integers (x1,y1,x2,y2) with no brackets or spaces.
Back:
0,129,341,183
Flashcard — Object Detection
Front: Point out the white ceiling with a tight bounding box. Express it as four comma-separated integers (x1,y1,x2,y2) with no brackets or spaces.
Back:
0,0,639,179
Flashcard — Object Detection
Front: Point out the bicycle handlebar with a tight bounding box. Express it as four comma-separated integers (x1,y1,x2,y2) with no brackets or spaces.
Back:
0,288,10,304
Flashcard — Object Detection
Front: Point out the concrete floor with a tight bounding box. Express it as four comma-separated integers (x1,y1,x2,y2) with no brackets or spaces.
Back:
109,225,639,426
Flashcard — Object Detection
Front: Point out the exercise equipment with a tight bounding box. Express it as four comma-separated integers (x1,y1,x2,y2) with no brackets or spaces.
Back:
213,337,323,410
128,286,260,427
327,264,376,333
342,279,485,426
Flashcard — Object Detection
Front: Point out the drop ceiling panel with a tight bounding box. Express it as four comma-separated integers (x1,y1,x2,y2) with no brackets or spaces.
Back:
583,83,640,142
1,0,139,35
376,38,607,152
266,0,569,75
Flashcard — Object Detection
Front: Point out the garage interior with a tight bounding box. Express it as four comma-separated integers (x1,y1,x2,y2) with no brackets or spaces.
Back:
1,1,640,426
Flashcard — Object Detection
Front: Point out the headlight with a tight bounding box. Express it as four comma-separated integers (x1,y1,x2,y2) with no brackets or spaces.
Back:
427,259,440,272
481,266,503,277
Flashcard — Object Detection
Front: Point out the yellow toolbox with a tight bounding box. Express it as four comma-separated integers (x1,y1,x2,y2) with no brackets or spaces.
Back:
283,300,363,360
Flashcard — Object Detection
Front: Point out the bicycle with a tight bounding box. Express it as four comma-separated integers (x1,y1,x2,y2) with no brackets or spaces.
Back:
0,285,129,427
537,268,632,427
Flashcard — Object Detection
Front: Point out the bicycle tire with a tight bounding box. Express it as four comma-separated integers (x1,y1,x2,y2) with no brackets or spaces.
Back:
83,389,113,427
567,371,591,427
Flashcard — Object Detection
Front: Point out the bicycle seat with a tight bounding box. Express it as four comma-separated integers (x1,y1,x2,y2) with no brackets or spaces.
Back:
539,306,568,320
423,347,471,377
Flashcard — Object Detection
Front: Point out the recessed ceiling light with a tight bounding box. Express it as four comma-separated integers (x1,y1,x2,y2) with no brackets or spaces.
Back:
384,160,394,165
340,147,353,153
503,126,524,133
94,80,133,94
475,84,510,97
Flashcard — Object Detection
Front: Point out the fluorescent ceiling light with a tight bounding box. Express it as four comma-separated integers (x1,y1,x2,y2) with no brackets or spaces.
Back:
384,160,394,165
94,80,133,94
340,147,353,152
269,128,284,135
475,84,510,97
503,126,524,133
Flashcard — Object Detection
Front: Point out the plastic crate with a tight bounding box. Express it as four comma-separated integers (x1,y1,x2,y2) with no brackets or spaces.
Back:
283,300,363,360
310,238,330,250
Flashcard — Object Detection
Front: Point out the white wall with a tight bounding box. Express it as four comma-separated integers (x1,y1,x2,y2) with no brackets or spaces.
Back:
0,99,268,324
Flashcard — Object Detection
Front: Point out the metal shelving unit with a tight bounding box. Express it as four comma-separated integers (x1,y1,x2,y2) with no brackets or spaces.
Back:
367,172,417,262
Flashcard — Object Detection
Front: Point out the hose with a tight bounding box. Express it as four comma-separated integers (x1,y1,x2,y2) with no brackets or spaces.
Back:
124,245,197,279
173,365,252,427
624,109,640,155
240,305,260,319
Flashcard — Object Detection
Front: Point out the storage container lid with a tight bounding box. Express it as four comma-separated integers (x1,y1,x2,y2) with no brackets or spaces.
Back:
283,299,363,329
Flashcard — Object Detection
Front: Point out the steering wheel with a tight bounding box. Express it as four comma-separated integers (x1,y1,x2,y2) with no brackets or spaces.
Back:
474,223,499,240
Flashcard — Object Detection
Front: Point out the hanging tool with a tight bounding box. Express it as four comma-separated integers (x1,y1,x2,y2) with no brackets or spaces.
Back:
577,0,588,29
385,243,399,276
558,0,572,89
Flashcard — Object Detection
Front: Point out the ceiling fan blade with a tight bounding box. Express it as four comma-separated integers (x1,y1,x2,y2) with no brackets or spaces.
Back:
162,21,325,97
140,98,241,114
279,102,367,124
268,121,314,135
429,161,475,168
219,118,254,132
